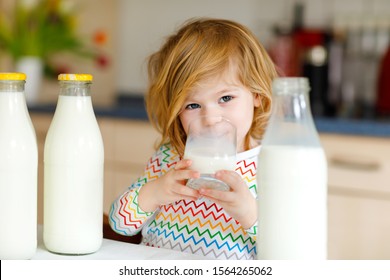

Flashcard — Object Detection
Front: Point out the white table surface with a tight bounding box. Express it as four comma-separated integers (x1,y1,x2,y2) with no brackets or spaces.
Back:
33,226,207,260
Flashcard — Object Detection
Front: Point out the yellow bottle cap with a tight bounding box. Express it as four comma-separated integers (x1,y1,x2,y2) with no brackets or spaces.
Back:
0,72,26,80
58,74,93,81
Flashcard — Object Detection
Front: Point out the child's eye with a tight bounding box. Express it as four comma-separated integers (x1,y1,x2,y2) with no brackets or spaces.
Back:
219,95,233,103
185,103,201,110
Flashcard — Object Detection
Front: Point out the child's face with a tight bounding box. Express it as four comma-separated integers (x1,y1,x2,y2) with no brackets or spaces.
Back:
179,68,261,153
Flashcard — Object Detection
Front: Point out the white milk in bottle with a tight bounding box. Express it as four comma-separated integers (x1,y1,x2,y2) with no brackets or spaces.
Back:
43,74,104,254
0,73,38,259
257,78,327,260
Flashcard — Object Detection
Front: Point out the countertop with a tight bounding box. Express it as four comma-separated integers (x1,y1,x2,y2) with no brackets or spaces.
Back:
33,225,207,260
28,96,390,138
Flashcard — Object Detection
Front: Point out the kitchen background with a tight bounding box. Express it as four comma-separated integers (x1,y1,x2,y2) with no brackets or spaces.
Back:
117,0,390,121
1,0,390,119
1,0,390,259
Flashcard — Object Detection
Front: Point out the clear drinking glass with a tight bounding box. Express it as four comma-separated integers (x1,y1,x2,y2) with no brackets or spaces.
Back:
184,116,237,191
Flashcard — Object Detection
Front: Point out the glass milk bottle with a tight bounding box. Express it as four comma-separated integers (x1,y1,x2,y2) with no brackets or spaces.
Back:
257,77,327,260
0,73,38,259
44,74,104,255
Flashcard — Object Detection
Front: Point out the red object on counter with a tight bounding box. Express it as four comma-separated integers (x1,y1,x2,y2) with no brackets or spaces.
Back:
376,46,390,116
268,28,327,77
268,33,301,77
293,29,325,49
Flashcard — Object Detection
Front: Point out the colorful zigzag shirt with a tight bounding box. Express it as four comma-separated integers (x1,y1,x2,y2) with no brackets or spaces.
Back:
109,143,259,260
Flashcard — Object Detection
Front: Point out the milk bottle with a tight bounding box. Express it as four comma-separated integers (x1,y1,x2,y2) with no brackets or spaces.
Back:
0,73,38,259
43,74,104,254
257,77,327,260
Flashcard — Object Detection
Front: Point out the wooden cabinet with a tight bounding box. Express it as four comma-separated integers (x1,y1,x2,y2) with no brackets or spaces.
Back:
30,113,53,225
320,133,390,259
99,118,159,214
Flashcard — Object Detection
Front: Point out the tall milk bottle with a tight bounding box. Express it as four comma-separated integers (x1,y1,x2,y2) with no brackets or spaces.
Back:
44,74,104,254
257,77,327,260
0,73,38,259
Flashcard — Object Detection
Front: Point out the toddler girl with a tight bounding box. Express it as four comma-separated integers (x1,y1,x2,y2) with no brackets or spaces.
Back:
109,18,277,260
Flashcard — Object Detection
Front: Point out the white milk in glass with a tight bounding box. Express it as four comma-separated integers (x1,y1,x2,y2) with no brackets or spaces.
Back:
184,137,236,191
0,76,38,259
44,75,104,255
258,146,327,260
184,116,237,175
185,146,236,174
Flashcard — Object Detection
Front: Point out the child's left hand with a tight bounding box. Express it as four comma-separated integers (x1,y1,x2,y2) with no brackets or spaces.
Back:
198,170,257,229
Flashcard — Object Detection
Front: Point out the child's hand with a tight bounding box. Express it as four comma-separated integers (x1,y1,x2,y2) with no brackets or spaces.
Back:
198,170,257,229
138,159,200,212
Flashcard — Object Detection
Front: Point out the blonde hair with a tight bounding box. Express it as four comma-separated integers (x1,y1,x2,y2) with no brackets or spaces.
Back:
145,18,278,156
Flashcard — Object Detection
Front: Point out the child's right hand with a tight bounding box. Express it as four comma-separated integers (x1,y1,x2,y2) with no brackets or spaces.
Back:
137,159,201,212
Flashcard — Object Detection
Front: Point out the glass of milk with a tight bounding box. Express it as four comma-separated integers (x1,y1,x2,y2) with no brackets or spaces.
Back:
184,116,236,191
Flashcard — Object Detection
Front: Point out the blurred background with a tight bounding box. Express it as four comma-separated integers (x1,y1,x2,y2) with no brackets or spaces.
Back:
0,0,389,119
116,0,390,121
1,0,390,260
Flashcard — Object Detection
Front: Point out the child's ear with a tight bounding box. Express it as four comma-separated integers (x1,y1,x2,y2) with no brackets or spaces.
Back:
253,93,261,107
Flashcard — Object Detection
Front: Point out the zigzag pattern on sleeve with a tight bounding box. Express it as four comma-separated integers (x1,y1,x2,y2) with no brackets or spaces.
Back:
109,143,259,260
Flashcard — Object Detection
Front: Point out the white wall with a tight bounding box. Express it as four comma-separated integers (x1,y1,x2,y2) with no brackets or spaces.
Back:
117,0,390,95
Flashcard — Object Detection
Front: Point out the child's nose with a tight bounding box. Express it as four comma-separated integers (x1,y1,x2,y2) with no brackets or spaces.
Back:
201,115,223,127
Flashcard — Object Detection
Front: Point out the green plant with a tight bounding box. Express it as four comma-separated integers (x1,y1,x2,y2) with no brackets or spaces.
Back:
0,0,108,77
